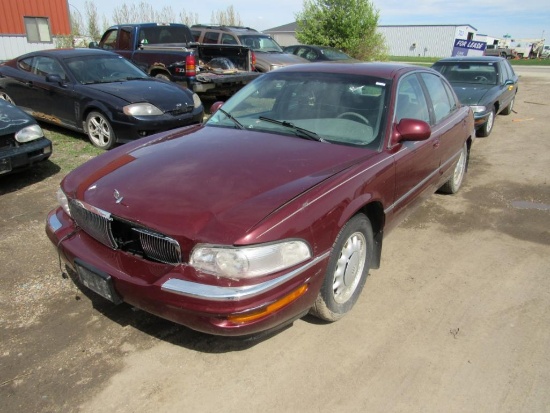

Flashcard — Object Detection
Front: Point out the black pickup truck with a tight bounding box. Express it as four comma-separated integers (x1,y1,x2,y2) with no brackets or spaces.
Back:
91,23,260,98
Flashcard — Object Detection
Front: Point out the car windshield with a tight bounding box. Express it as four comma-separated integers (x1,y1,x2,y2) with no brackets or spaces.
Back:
238,35,283,53
320,48,352,60
65,55,148,84
206,71,389,149
433,62,498,85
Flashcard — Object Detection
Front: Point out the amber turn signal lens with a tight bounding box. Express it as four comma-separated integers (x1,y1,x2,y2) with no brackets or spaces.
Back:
227,284,309,324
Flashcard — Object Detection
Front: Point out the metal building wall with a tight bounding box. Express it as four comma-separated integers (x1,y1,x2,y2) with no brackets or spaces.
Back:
378,25,474,58
0,0,70,34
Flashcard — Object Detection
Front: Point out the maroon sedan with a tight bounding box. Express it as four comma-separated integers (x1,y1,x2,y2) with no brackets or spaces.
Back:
46,63,475,337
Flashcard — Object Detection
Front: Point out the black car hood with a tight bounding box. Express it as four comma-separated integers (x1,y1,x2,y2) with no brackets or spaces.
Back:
0,99,36,135
86,79,194,112
451,83,492,105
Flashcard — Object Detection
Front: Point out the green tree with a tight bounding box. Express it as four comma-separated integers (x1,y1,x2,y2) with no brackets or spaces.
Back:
210,5,243,26
295,0,387,61
85,1,101,41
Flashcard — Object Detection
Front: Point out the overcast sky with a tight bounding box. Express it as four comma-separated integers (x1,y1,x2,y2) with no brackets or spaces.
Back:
67,0,549,41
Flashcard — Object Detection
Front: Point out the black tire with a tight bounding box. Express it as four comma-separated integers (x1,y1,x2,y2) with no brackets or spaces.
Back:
0,91,15,105
155,73,171,81
85,111,116,150
501,96,515,115
310,214,373,322
439,142,468,194
477,107,495,137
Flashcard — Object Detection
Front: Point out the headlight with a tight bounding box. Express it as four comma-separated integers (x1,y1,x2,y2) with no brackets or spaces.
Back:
470,105,487,114
57,188,71,217
190,240,312,279
15,124,44,143
123,103,163,116
192,93,202,109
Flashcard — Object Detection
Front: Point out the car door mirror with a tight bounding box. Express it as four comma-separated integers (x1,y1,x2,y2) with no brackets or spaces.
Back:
210,101,224,114
504,79,515,86
45,74,65,86
89,41,99,49
394,118,431,143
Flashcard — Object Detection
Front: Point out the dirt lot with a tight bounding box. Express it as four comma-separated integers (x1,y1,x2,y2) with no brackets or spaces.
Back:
1,67,549,413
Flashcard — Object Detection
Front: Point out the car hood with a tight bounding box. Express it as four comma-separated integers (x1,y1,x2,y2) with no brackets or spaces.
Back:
64,125,376,243
86,79,194,112
0,100,36,135
451,83,493,105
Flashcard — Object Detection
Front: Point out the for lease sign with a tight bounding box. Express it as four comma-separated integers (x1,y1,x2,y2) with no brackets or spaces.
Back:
452,39,486,57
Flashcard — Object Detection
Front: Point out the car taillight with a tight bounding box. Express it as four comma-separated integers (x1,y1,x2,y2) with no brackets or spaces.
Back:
185,55,196,77
251,50,256,71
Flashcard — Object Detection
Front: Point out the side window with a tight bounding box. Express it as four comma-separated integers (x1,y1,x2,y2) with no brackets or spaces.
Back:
101,30,118,50
31,57,67,80
420,73,452,123
395,74,430,124
18,57,34,73
119,28,132,50
442,81,458,111
190,30,200,42
221,34,238,45
502,61,515,82
203,32,220,44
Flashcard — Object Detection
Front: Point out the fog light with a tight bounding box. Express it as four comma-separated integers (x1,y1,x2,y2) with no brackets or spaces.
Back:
226,284,308,324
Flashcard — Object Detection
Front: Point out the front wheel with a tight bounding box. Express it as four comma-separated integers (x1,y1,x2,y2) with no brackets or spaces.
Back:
86,111,116,150
310,214,373,322
0,91,15,105
477,107,495,137
439,142,468,194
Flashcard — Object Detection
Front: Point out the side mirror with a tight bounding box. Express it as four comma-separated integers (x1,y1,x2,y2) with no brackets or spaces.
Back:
504,79,515,86
45,74,65,86
210,101,224,115
393,118,431,144
88,41,99,49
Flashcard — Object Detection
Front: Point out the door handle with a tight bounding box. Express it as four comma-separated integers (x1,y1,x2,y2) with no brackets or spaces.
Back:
433,140,440,149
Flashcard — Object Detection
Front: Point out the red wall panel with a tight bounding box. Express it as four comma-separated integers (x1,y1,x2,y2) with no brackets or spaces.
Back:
0,0,70,35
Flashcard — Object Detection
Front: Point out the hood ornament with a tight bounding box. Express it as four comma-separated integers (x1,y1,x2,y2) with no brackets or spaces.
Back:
113,189,124,204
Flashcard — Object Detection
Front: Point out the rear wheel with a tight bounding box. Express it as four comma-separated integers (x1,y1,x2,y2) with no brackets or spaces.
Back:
501,96,515,115
310,214,373,322
86,111,116,150
477,107,495,137
155,73,171,81
439,142,468,194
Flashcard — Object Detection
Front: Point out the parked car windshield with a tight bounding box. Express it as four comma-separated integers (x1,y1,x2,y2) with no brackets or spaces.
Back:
432,62,498,85
238,35,283,53
207,71,389,149
65,55,148,84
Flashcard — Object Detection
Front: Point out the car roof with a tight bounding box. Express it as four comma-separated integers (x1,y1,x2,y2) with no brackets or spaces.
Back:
275,61,433,79
435,56,505,63
10,48,120,61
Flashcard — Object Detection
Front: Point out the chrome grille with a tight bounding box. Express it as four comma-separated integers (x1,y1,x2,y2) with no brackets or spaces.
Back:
133,228,181,265
69,200,117,248
69,199,181,265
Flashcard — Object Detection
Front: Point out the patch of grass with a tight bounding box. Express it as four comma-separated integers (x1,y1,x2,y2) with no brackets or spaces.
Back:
42,125,102,174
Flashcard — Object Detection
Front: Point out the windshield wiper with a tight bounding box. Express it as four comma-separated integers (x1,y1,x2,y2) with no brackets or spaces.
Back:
218,108,244,130
258,116,327,142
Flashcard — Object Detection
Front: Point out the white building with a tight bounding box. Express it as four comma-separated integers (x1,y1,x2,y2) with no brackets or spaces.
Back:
265,23,481,58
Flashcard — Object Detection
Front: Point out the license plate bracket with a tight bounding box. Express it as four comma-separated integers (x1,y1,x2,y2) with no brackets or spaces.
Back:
75,259,122,304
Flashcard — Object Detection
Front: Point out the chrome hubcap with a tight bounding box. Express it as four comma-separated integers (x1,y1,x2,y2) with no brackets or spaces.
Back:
333,231,366,304
453,146,466,186
88,115,111,147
